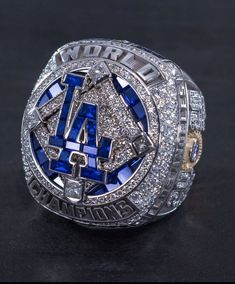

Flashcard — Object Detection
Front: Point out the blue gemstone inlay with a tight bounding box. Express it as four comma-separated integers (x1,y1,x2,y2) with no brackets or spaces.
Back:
106,182,120,192
60,102,70,120
87,157,143,196
121,86,140,107
80,167,104,182
53,74,84,138
97,137,112,159
34,72,148,194
50,160,72,174
117,166,132,184
132,102,145,120
35,148,48,165
59,149,71,162
83,145,98,155
36,79,65,107
64,87,75,103
47,75,111,182
88,185,108,196
31,133,58,182
87,119,96,136
86,119,97,147
88,157,97,168
190,142,199,162
112,75,123,92
68,117,86,142
46,90,53,100
64,74,84,87
106,168,119,185
41,161,57,179
112,75,148,132
129,157,142,172
87,134,96,147
49,136,65,148
79,103,97,120
31,133,41,150
37,93,50,107
56,91,73,136
56,120,66,137
139,117,148,131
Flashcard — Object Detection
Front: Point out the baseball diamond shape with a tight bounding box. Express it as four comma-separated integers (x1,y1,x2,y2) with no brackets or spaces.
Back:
31,68,149,196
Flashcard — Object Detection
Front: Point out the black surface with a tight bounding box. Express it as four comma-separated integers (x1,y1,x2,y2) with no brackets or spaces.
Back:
0,0,235,282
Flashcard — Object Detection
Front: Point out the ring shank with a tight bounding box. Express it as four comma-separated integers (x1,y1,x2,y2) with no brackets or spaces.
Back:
156,68,205,218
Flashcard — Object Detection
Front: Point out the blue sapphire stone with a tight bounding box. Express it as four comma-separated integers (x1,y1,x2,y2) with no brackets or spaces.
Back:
112,75,123,92
50,160,72,174
88,185,108,196
31,133,58,181
56,120,66,137
80,167,104,182
49,136,65,148
87,157,143,196
87,119,96,136
37,93,50,107
81,145,97,155
46,90,53,100
190,141,200,162
86,120,97,147
41,161,57,179
97,137,111,159
87,134,96,147
129,157,142,172
121,86,140,107
112,75,148,132
52,74,84,139
36,79,65,107
132,102,145,120
88,156,97,168
63,74,84,87
31,133,40,150
35,148,48,165
79,103,97,120
68,117,86,141
106,168,120,185
60,102,70,120
59,149,71,162
139,117,148,131
64,87,75,103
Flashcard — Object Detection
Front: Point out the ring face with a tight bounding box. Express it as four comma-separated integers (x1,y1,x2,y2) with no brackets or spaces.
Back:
21,39,206,228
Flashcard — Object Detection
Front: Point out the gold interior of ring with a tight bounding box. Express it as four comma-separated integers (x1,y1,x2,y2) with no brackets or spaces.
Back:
181,130,203,171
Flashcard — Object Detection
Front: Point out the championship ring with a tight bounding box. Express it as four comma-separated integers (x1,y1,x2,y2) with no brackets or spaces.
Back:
21,39,206,228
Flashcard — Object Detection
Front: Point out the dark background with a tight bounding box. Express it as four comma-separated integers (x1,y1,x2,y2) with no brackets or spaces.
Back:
0,0,235,282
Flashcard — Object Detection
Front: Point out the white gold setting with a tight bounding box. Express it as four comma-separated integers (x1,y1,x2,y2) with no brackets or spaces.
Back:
21,39,206,228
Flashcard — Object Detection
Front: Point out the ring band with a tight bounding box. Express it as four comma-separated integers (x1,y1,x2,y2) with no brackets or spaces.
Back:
21,39,206,228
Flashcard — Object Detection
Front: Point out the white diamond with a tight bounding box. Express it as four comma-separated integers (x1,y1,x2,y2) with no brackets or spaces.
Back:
54,176,64,187
88,61,111,84
64,179,85,202
116,77,128,88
